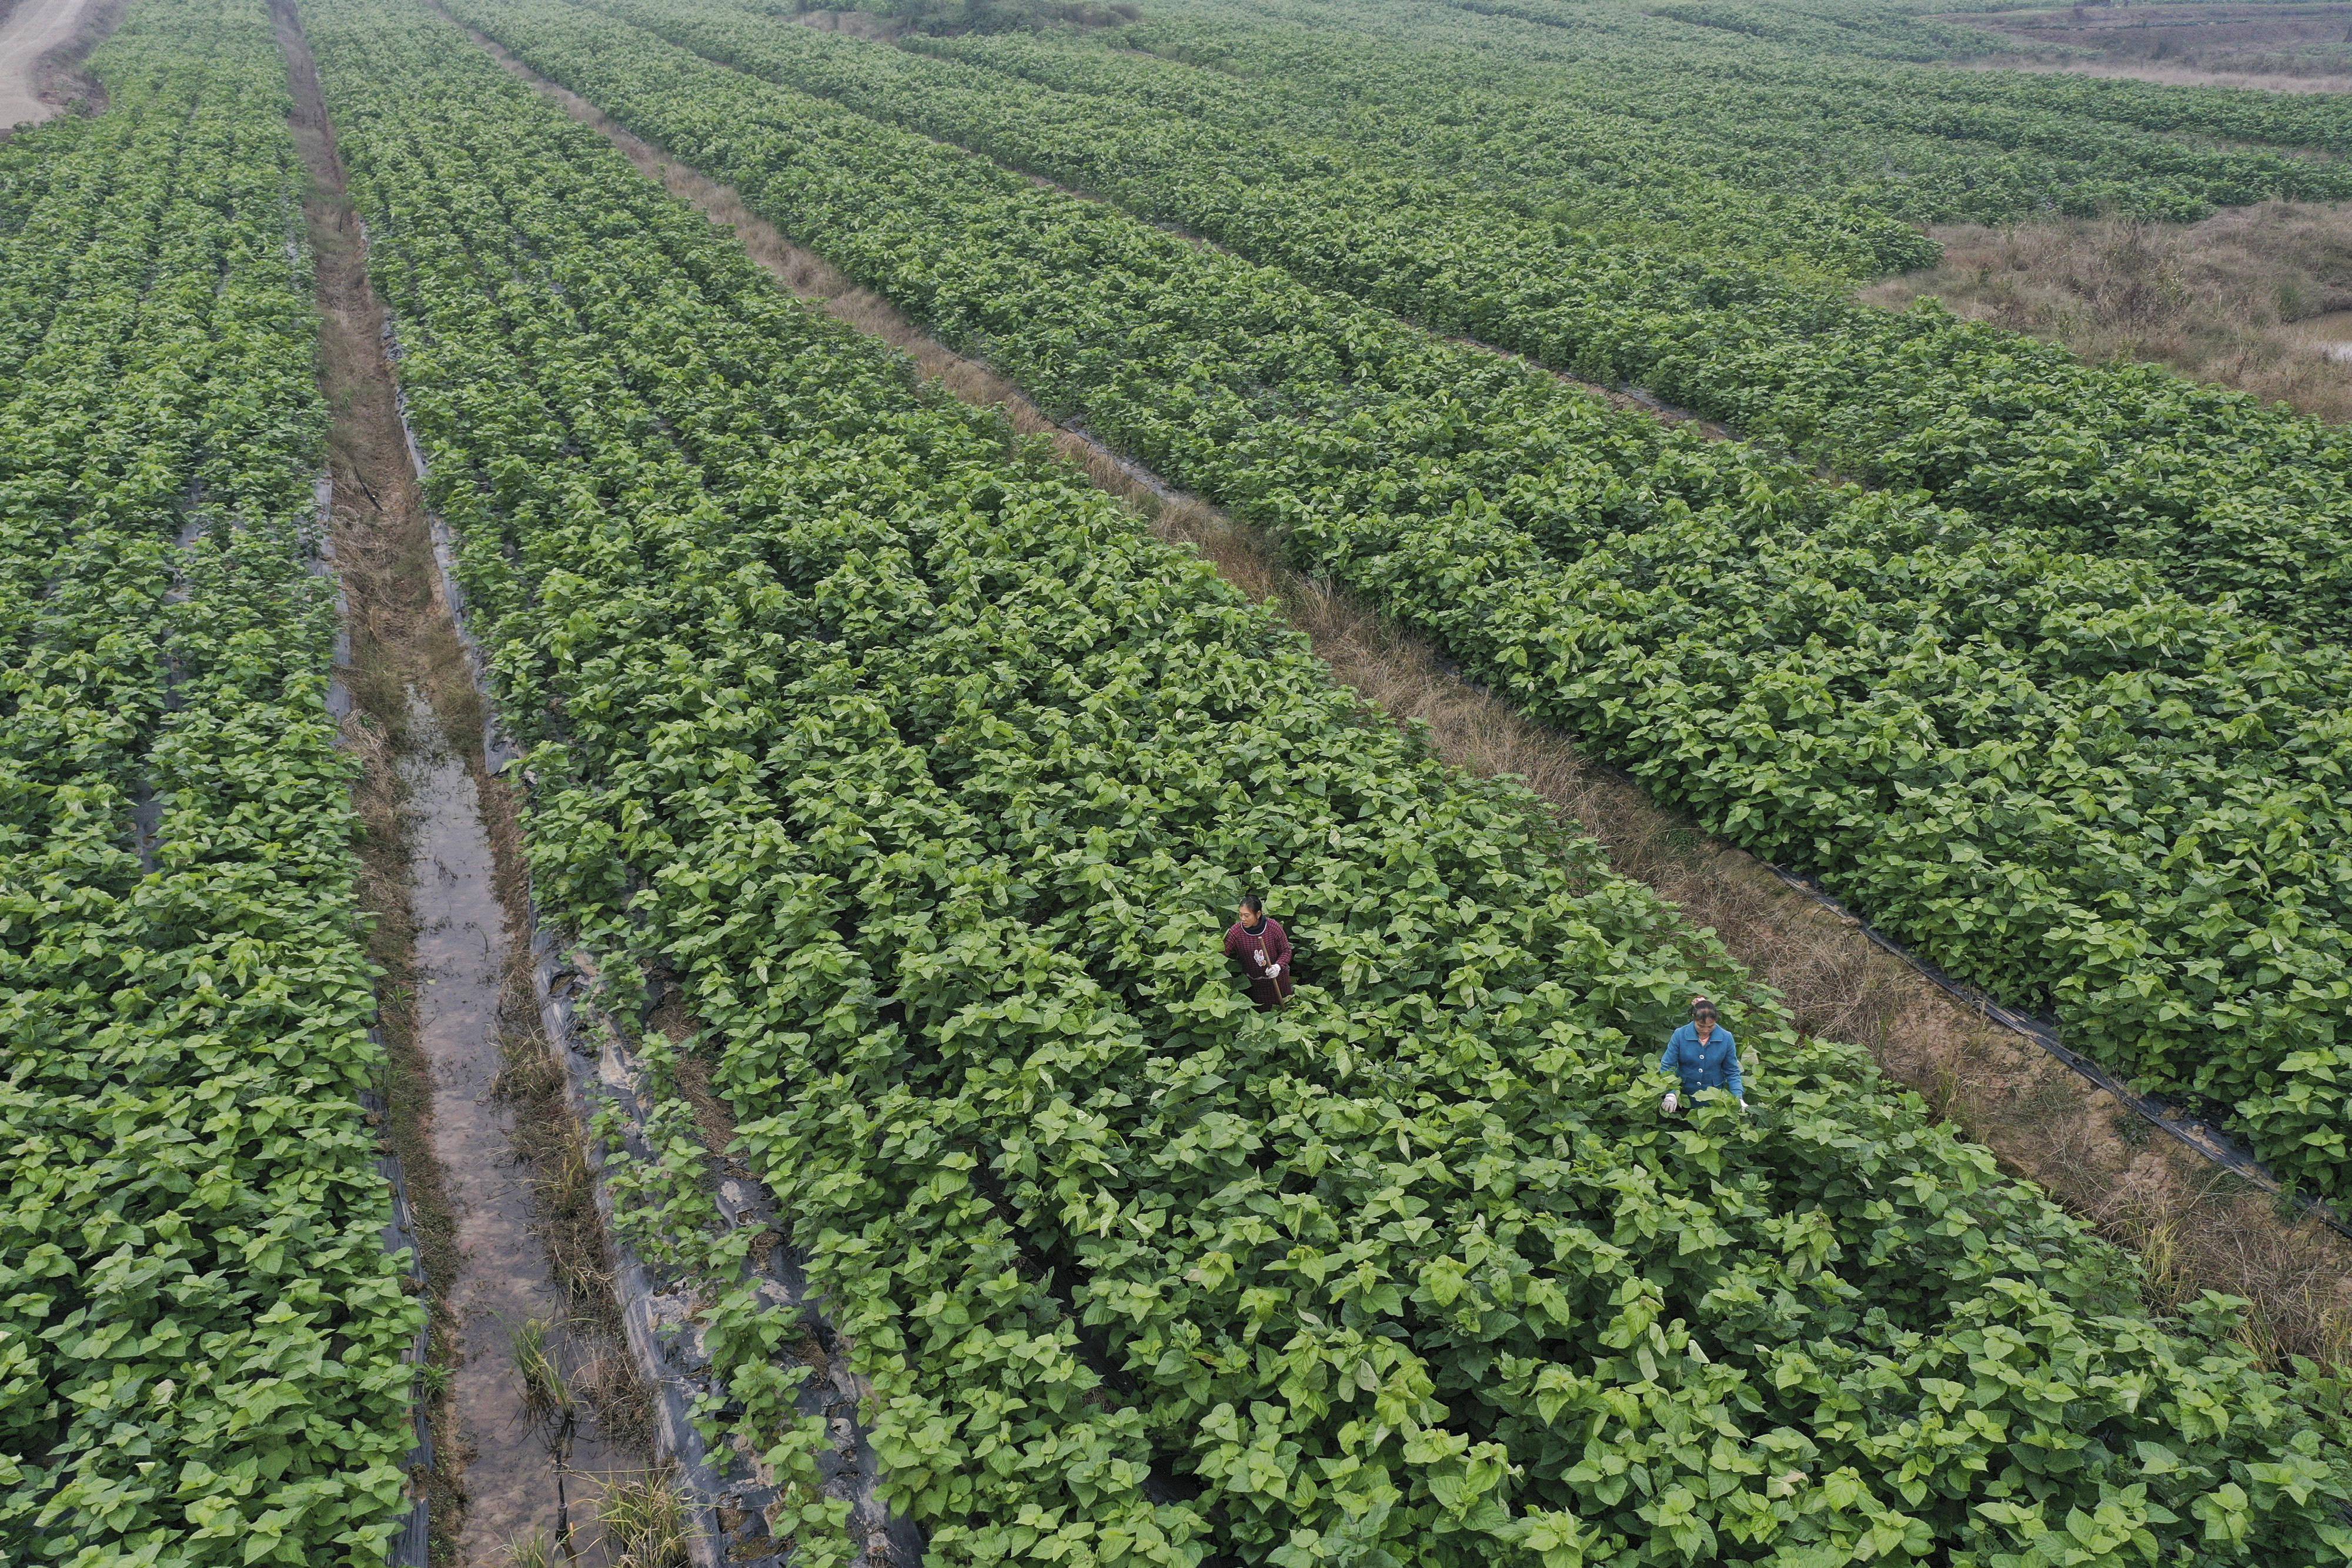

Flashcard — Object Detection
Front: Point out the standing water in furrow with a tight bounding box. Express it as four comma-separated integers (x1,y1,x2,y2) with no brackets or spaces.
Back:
272,0,651,1557
400,690,633,1560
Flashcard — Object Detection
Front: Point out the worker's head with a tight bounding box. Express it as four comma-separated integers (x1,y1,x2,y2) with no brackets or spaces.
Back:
1238,892,1265,924
1691,996,1716,1026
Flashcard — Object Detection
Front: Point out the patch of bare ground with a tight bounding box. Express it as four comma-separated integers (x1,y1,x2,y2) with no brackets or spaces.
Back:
1865,205,2352,422
790,5,904,41
1942,2,2352,89
275,2,654,1559
788,0,1138,39
0,0,123,135
459,18,2352,1371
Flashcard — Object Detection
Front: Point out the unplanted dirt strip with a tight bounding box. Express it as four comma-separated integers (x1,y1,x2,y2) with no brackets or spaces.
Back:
0,0,100,129
449,16,2352,1363
401,693,630,1560
275,2,646,1560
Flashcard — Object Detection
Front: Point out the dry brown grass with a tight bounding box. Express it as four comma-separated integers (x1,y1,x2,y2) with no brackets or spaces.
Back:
457,21,2352,1370
790,5,902,40
663,1023,752,1181
1946,2,2352,89
492,1016,619,1321
1956,52,2352,92
1864,205,2352,420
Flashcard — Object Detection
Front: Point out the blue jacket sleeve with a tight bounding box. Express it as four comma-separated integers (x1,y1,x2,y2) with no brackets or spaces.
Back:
1723,1032,1743,1099
1660,1032,1679,1076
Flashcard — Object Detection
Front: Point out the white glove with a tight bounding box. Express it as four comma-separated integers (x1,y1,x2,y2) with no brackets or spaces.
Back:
1266,964,1282,978
1661,1092,1679,1114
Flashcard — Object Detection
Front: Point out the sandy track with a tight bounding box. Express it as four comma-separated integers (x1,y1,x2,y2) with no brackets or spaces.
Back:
0,0,101,131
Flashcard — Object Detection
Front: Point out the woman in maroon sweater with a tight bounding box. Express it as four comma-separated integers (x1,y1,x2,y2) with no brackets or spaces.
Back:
1224,893,1295,1009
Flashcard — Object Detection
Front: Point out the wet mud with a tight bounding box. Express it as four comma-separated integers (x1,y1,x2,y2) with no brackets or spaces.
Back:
273,0,656,1558
403,693,629,1563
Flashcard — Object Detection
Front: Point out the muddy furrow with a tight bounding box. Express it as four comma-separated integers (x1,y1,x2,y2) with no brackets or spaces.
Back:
402,691,637,1559
449,14,2352,1368
274,3,654,1561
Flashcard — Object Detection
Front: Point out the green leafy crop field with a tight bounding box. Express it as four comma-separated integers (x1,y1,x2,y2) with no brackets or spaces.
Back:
595,0,2352,638
0,2,420,1562
289,0,2352,1561
437,0,2352,1219
18,0,2352,1557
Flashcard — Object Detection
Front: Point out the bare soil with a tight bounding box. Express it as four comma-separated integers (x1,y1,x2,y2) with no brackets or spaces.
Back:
1953,52,2352,92
792,6,903,41
456,19,2352,1370
0,0,113,132
1865,204,2352,422
273,2,653,1559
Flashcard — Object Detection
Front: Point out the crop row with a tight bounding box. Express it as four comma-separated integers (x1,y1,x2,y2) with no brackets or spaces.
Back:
977,0,2352,227
1408,0,2352,161
445,0,2352,1209
584,0,2352,642
302,0,2352,1563
1167,0,2352,209
0,3,419,1563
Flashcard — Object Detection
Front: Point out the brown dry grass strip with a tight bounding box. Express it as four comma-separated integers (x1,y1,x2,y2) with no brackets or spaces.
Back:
1939,3,2352,94
1865,204,2352,423
456,18,2352,1369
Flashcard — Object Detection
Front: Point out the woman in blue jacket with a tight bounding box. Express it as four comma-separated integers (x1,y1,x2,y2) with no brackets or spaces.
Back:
1660,995,1743,1114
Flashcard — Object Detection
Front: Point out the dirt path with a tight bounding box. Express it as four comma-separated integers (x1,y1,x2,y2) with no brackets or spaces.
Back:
273,2,652,1560
453,19,2352,1368
0,0,102,130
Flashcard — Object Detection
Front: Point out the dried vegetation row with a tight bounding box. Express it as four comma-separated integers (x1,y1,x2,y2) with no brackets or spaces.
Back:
1867,203,2352,424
